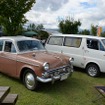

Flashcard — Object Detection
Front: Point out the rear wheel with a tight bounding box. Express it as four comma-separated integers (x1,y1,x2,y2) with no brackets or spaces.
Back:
23,70,38,91
86,64,100,77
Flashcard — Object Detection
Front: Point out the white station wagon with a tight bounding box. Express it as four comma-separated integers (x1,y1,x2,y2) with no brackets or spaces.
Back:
45,34,105,77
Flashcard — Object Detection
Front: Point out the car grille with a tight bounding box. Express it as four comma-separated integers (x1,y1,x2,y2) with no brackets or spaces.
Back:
47,65,71,77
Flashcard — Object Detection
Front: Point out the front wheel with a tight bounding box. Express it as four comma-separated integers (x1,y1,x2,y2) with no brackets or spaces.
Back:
23,70,38,91
86,64,100,77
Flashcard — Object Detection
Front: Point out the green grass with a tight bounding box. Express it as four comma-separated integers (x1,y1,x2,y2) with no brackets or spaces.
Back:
0,68,105,105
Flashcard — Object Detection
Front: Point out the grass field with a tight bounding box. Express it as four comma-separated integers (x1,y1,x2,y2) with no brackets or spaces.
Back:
0,68,105,105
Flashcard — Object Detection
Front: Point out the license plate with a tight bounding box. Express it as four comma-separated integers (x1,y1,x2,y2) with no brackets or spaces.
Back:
60,74,68,81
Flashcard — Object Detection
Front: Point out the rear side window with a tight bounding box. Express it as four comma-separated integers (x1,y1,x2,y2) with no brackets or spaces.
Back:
47,36,63,46
4,41,16,53
0,40,3,51
64,37,82,48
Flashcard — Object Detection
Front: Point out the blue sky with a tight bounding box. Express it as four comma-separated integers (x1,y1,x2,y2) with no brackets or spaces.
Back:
80,2,96,8
25,0,105,30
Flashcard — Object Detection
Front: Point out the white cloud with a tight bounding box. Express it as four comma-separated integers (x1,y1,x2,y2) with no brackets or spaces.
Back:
25,0,105,30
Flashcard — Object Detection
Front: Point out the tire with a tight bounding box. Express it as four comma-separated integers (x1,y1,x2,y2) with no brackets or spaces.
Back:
23,70,38,91
86,64,100,77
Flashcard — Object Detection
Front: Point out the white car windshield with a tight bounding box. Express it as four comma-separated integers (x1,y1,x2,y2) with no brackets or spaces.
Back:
17,40,45,52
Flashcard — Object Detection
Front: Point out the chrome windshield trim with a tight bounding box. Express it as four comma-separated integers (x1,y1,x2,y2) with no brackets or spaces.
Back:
17,50,46,54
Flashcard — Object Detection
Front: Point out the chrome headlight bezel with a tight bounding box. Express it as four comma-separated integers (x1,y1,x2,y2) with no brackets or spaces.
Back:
69,57,74,64
43,62,50,71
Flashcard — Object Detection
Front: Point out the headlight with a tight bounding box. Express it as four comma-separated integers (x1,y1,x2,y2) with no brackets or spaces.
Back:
43,62,50,70
69,57,74,64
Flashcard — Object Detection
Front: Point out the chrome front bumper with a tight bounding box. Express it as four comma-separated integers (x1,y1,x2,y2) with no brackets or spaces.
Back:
37,69,73,83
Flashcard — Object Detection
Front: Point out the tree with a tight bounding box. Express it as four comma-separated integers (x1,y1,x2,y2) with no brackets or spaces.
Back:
39,30,49,40
79,29,90,35
27,23,47,39
101,31,105,37
91,25,97,36
27,23,44,32
0,0,35,35
58,17,81,34
36,24,44,32
27,23,36,31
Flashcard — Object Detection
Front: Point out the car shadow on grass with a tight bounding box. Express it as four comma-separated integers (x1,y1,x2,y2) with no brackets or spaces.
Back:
0,72,84,94
73,66,105,78
73,66,86,73
0,72,23,86
0,72,75,92
36,76,87,93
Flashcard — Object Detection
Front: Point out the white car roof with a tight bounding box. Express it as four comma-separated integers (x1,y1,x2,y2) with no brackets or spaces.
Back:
0,36,38,42
51,34,105,40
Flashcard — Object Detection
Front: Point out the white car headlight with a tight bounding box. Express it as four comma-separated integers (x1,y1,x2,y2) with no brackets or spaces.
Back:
43,62,50,70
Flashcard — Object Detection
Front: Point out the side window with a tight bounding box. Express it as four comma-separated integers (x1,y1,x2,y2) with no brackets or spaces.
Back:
0,40,3,51
4,41,16,53
64,37,82,48
47,36,63,46
99,41,105,51
87,39,99,50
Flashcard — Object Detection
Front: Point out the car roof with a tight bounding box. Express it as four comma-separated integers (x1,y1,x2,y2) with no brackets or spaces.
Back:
0,36,38,41
51,34,105,40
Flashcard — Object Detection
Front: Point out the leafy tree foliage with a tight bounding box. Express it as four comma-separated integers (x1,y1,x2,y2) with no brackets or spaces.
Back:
0,0,35,35
91,25,97,36
101,31,105,37
79,29,90,35
27,23,36,31
27,23,44,32
58,17,81,34
39,30,49,40
27,23,49,39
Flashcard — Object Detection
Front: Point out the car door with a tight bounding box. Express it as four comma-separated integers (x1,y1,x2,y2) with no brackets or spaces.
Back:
0,40,17,77
45,36,64,53
62,36,85,68
84,38,105,72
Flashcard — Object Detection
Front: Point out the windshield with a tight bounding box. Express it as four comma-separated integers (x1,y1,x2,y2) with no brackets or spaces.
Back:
101,39,105,46
17,40,45,52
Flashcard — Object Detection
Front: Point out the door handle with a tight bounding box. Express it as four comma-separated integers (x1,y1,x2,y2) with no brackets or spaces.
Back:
85,50,89,53
61,50,63,53
72,58,74,61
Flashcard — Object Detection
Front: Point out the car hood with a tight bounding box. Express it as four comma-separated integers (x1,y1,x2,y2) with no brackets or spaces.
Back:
17,51,69,69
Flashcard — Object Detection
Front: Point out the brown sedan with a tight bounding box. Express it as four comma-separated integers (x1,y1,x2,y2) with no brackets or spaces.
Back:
0,36,73,90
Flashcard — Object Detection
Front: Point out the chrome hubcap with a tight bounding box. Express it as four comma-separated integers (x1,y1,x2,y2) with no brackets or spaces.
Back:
25,73,35,89
88,67,97,76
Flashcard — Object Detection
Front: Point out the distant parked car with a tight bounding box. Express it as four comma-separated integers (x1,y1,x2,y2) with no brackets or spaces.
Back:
45,34,105,77
0,36,73,90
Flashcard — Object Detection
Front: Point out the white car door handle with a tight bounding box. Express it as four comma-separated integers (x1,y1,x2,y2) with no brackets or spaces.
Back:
61,50,63,53
84,50,89,53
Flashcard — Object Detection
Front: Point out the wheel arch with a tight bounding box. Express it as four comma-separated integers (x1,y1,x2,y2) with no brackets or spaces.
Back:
85,62,101,77
20,67,35,82
85,62,100,71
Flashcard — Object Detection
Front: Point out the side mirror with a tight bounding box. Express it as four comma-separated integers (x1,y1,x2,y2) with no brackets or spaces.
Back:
41,40,46,46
